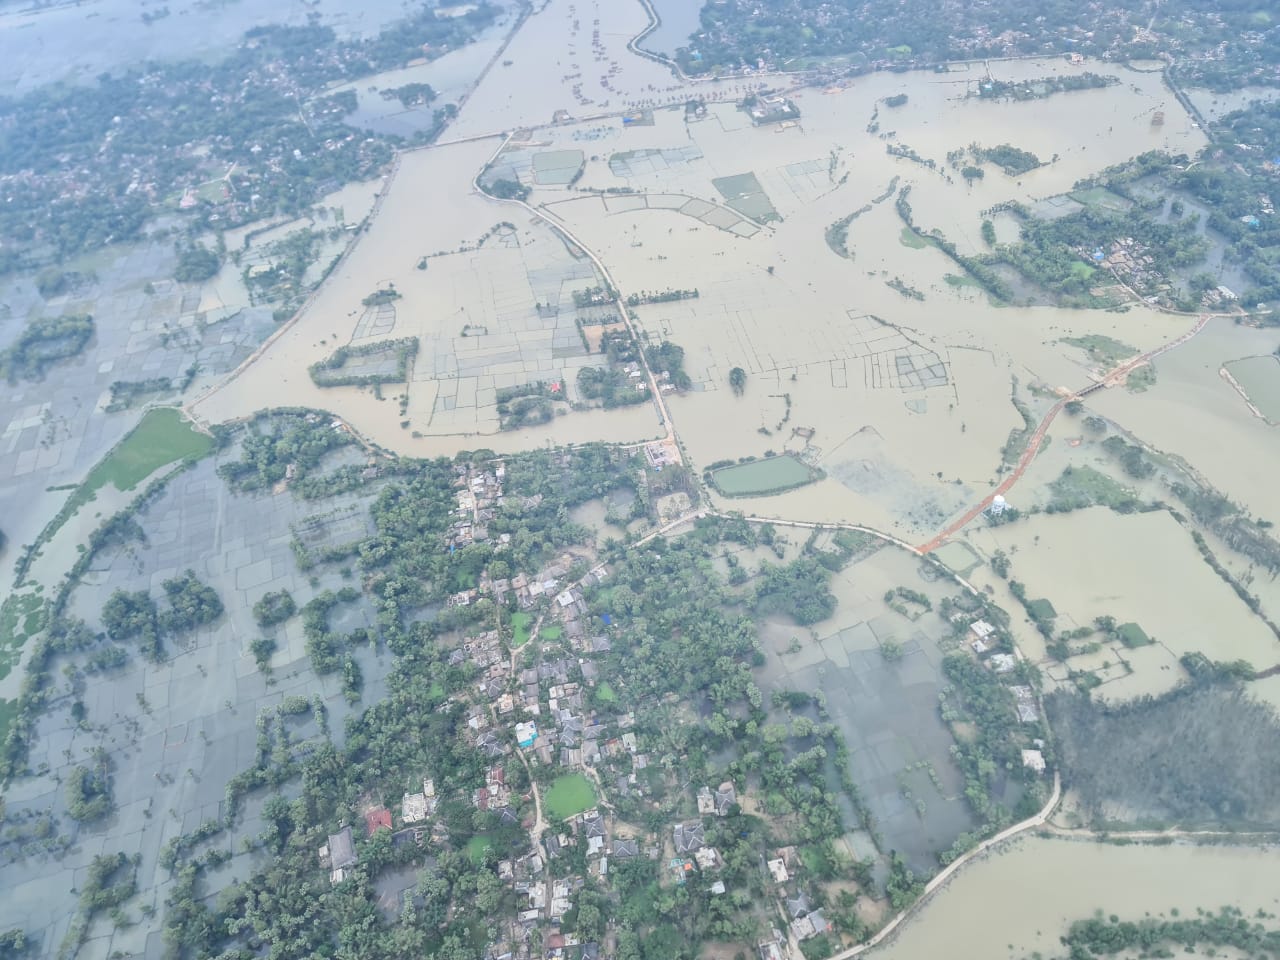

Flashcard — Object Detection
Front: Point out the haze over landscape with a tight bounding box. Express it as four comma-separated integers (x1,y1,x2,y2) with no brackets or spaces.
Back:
1,1,1280,959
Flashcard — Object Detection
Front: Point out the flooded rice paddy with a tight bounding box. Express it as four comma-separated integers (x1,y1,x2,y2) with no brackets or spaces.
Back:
756,546,989,873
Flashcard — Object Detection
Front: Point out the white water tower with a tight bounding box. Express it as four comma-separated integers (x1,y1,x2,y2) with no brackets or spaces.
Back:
989,494,1008,517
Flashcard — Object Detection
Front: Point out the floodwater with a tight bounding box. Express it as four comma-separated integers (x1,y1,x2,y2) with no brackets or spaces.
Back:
329,10,519,137
190,139,663,454
190,41,1264,550
964,507,1278,696
872,836,1280,960
1224,355,1280,422
636,0,702,59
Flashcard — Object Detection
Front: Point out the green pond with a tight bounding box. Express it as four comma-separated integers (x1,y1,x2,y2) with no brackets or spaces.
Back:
712,455,814,495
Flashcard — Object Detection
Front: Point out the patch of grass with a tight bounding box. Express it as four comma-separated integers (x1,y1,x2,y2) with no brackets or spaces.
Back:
899,226,931,249
944,273,982,289
1061,334,1136,368
1027,598,1057,620
465,835,494,864
82,407,212,502
0,590,45,684
1068,261,1097,280
540,624,563,642
1126,364,1157,392
544,773,597,820
1117,622,1151,648
17,408,212,583
596,681,618,703
1047,465,1142,513
510,612,533,648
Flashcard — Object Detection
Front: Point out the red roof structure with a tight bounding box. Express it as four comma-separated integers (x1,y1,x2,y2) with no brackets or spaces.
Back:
365,807,392,836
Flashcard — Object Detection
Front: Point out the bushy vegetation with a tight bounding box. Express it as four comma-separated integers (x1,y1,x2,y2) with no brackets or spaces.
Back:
308,337,419,388
970,143,1042,177
1049,681,1280,827
174,243,222,283
253,590,297,628
101,571,221,661
217,409,356,493
65,755,114,822
0,314,94,383
1043,907,1280,960
643,340,692,389
754,557,836,624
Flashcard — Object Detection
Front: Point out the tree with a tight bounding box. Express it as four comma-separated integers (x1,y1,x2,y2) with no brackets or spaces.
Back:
980,219,997,245
729,367,747,396
174,243,221,283
253,590,297,628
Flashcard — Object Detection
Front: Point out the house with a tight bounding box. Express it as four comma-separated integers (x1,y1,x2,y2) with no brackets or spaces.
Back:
1010,685,1039,723
767,858,789,884
1021,749,1046,773
611,838,639,859
402,791,430,824
714,781,737,816
583,811,606,839
969,620,995,643
673,821,705,854
791,910,829,941
516,720,538,748
694,847,720,871
324,826,357,883
759,940,785,960
989,653,1016,673
365,807,392,836
697,786,716,816
786,892,812,919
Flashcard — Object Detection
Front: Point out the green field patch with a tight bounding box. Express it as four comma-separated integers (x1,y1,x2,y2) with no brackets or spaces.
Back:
545,773,597,820
1068,186,1132,212
14,407,212,588
710,455,817,496
899,226,931,249
1117,622,1151,648
531,149,585,185
1061,334,1136,367
1048,465,1142,513
510,612,533,648
465,835,494,864
0,591,45,684
86,407,212,496
1068,260,1097,279
1225,355,1280,421
944,273,982,289
540,624,563,642
1126,364,1157,392
1026,598,1057,620
309,337,419,388
595,681,618,703
711,171,779,223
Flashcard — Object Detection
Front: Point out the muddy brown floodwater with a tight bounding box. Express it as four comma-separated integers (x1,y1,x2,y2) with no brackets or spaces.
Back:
870,836,1280,960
